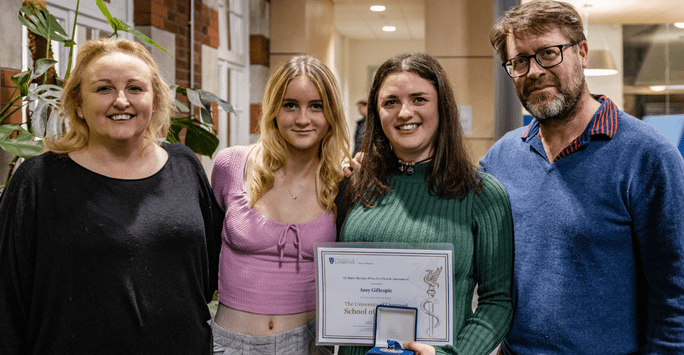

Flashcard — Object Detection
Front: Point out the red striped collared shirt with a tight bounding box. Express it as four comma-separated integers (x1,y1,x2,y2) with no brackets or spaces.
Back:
521,95,619,162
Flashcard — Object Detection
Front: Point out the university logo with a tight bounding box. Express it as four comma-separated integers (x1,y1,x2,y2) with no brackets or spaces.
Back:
329,257,335,264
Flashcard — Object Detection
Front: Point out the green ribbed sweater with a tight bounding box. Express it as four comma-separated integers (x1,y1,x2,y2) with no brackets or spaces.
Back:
340,164,513,355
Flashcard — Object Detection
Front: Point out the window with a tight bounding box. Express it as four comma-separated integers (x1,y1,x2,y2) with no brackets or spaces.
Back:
218,0,249,148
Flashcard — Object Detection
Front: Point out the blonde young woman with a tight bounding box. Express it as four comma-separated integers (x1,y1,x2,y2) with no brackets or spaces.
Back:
210,55,350,355
0,38,223,354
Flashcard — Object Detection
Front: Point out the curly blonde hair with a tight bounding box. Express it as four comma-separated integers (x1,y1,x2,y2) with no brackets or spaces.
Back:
248,55,350,218
45,37,172,153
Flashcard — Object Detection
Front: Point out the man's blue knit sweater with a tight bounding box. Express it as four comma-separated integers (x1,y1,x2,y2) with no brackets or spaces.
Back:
480,95,684,354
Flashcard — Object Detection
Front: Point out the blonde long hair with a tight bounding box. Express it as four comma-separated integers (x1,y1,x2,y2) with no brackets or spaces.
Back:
248,55,350,217
45,37,172,153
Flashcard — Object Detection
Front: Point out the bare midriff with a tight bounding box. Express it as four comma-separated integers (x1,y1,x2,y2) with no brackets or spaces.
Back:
214,303,315,336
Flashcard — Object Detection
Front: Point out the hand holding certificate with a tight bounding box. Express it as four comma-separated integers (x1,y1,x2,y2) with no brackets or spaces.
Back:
315,243,453,346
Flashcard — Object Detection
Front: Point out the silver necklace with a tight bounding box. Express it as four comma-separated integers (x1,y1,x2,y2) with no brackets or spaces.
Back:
283,182,304,200
281,175,308,200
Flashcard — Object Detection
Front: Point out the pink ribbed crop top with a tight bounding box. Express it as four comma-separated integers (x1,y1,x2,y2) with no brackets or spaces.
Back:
211,146,336,314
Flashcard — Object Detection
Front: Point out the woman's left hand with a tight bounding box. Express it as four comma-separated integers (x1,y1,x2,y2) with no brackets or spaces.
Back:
403,341,436,355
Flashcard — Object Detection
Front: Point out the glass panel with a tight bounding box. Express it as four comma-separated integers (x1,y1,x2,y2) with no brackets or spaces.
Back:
623,24,684,118
226,68,232,106
226,8,232,52
230,0,243,15
226,68,232,139
230,13,242,55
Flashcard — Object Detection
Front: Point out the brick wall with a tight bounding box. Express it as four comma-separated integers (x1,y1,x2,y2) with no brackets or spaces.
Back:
134,0,218,90
249,34,269,134
0,68,22,126
134,0,220,137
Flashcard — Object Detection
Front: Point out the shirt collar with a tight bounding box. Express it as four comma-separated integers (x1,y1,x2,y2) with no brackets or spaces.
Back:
521,94,619,141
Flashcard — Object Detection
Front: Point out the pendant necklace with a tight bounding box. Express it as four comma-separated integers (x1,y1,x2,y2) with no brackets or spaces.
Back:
284,183,304,200
398,157,433,175
282,175,307,200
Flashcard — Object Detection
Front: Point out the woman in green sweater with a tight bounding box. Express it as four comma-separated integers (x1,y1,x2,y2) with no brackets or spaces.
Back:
341,53,513,355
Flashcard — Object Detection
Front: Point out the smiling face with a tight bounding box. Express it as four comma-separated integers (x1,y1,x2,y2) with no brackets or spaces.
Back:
507,28,588,121
276,76,330,155
77,51,155,148
377,71,439,162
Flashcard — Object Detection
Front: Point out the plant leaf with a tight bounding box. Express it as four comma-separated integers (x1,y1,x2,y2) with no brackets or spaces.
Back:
200,105,212,124
123,24,173,57
28,84,62,103
171,85,186,95
11,70,31,96
31,100,50,137
46,109,63,137
23,84,63,138
199,90,235,114
32,58,58,79
184,123,220,156
0,124,43,158
95,0,119,30
96,0,171,57
174,99,190,113
18,6,43,35
18,4,70,43
186,88,218,124
168,85,189,113
166,126,181,144
168,118,219,156
186,88,204,108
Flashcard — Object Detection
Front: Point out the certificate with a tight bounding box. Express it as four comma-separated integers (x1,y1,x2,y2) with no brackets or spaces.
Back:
315,243,453,346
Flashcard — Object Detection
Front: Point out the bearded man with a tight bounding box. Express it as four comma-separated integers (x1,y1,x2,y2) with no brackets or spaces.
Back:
480,1,684,354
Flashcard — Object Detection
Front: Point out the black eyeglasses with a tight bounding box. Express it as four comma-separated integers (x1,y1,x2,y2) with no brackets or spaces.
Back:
502,43,576,78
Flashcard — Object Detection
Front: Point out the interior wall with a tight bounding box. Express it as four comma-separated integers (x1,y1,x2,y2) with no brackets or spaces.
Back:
334,31,351,138
425,0,496,164
345,39,425,143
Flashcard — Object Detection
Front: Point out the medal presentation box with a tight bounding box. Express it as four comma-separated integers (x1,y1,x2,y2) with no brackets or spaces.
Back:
367,305,417,355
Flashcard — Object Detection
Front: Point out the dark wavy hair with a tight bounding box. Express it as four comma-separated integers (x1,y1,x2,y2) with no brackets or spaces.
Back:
346,52,482,208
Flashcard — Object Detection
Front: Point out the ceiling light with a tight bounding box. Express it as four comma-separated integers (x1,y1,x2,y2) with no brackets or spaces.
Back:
582,7,618,77
382,26,396,32
585,69,619,77
584,49,618,77
675,22,684,29
649,85,684,92
370,5,386,12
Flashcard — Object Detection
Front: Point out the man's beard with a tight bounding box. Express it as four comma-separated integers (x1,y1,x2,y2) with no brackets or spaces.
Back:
519,61,585,122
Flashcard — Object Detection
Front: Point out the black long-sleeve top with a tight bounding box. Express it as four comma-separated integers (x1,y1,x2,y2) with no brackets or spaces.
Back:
0,143,223,355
